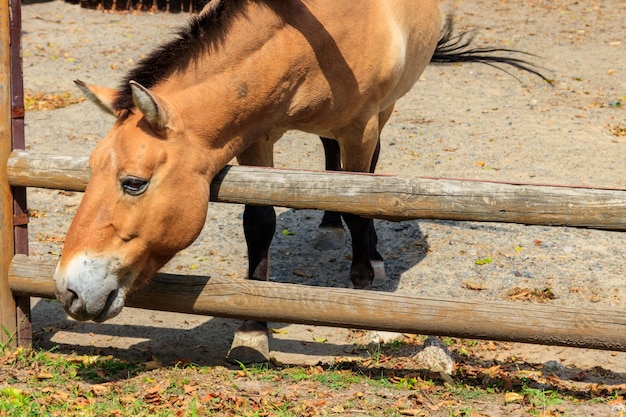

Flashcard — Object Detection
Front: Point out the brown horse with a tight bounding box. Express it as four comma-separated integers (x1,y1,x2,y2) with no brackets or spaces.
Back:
54,0,547,362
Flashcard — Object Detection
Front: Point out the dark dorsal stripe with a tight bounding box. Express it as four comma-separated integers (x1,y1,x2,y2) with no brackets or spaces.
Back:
112,0,249,111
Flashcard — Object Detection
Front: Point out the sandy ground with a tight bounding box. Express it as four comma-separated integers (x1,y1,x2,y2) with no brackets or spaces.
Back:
15,0,625,394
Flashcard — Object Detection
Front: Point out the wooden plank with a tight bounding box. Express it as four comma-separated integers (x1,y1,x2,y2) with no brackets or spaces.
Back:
7,150,90,191
7,150,626,230
9,254,626,351
0,0,17,345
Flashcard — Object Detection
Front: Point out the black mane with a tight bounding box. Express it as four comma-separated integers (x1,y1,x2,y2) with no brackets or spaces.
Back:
112,0,248,111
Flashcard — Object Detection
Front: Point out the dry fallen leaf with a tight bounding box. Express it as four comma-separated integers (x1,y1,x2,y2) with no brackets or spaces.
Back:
462,280,487,291
504,392,524,403
24,91,85,111
399,409,425,416
609,124,626,137
90,384,109,395
507,287,556,302
144,358,163,371
183,384,199,394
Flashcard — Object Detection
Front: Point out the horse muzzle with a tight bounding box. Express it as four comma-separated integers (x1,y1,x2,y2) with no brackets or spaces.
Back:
53,255,127,322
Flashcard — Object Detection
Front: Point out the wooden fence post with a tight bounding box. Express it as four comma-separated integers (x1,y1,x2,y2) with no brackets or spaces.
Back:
0,0,17,346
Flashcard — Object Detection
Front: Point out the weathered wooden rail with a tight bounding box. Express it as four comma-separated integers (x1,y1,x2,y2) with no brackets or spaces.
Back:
9,254,626,351
7,150,626,230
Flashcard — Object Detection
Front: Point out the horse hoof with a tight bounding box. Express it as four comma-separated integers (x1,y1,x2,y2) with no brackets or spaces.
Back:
314,227,346,250
226,329,270,364
372,260,387,283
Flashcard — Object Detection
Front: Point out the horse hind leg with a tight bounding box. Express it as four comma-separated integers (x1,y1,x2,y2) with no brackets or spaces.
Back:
366,106,396,283
314,137,346,250
343,140,385,288
338,113,388,289
315,136,384,280
367,193,385,283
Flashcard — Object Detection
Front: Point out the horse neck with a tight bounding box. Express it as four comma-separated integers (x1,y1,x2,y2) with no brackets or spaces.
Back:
153,2,297,170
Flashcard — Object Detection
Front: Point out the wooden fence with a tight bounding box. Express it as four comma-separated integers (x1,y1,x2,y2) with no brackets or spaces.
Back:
2,0,626,352
3,154,626,351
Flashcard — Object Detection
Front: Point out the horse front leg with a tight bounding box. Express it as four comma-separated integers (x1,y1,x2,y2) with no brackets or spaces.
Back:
226,204,276,364
315,137,346,250
227,140,277,364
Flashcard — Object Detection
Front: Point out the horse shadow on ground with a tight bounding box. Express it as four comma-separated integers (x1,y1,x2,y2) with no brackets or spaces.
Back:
32,209,428,365
268,208,429,292
32,297,626,391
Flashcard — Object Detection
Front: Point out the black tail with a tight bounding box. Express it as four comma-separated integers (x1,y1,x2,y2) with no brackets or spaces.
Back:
431,15,551,84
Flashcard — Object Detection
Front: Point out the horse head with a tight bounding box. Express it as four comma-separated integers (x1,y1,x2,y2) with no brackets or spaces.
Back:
54,80,212,322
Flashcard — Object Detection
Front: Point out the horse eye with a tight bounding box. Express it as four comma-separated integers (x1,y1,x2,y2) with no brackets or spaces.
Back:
121,176,149,196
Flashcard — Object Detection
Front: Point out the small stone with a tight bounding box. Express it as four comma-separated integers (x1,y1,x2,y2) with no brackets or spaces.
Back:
413,336,455,376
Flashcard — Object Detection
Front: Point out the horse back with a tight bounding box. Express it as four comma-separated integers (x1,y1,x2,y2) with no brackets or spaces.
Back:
273,0,441,133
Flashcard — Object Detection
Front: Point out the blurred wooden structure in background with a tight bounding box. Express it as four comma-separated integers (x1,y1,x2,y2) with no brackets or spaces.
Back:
67,0,207,13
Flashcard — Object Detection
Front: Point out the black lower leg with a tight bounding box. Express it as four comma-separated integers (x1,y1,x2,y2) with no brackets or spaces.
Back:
369,221,383,262
244,204,276,282
320,137,343,229
330,130,383,285
342,213,375,289
368,140,383,261
242,204,276,330
320,211,343,229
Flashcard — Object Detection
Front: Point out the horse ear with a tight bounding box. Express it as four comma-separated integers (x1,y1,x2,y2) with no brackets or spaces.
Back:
129,80,171,132
74,79,119,116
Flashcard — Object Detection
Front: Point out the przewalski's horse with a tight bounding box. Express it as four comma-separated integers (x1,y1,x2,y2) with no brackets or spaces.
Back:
54,0,548,362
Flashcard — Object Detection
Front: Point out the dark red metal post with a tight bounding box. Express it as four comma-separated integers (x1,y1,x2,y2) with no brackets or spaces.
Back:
9,0,31,347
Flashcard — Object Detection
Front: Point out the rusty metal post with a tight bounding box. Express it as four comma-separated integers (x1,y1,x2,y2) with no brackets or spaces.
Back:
10,0,30,347
0,0,28,348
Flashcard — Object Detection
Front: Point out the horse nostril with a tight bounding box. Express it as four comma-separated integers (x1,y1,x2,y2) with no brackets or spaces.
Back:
64,288,83,312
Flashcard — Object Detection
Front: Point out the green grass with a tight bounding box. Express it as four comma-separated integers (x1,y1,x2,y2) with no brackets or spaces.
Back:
0,327,15,357
281,366,361,389
0,347,149,417
521,385,564,415
1,339,622,417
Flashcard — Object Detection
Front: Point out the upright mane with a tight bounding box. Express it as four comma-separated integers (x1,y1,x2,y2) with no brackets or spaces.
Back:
112,0,249,111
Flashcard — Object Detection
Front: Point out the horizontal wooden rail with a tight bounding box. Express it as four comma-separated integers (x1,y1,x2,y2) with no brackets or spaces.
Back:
7,150,626,230
9,254,626,351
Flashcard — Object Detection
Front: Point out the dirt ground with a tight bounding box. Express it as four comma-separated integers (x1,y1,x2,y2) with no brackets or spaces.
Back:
13,0,626,414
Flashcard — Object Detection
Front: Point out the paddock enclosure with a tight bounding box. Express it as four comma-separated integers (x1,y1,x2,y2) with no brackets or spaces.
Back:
2,0,626,363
